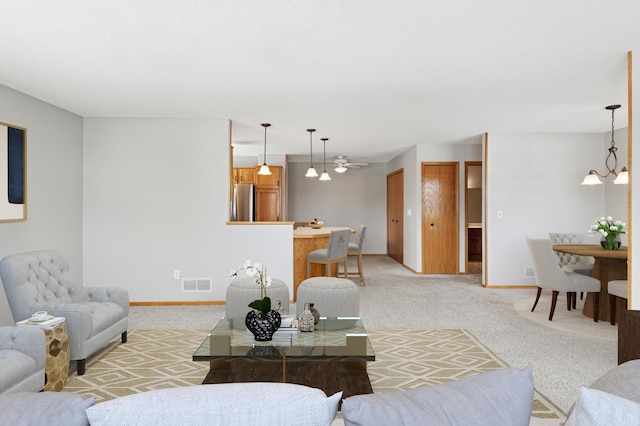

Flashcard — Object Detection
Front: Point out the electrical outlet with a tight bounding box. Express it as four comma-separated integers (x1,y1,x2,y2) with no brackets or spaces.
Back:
173,270,180,280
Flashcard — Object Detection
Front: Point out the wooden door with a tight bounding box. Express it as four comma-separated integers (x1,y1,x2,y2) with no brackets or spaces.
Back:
387,169,404,263
422,163,458,274
256,188,281,221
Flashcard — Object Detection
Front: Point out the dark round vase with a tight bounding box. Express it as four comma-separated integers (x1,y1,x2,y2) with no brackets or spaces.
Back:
309,303,320,325
245,310,282,341
601,236,622,250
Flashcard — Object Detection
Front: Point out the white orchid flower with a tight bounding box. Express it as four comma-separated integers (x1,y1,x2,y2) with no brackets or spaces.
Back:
607,216,613,221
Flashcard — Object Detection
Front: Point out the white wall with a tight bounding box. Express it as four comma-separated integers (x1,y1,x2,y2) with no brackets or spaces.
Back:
0,84,84,325
287,161,386,254
388,145,418,269
83,118,293,302
487,132,607,286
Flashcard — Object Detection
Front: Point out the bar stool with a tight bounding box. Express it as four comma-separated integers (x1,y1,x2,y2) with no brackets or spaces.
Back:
306,229,350,278
344,225,366,286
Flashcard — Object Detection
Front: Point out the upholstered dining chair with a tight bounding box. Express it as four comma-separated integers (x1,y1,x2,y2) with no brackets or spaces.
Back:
548,232,594,277
307,229,351,279
526,238,601,321
343,225,366,286
608,280,628,325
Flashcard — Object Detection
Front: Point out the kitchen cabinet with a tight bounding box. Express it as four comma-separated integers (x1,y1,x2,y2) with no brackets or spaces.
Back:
256,166,281,188
255,166,282,221
233,168,257,184
256,188,281,221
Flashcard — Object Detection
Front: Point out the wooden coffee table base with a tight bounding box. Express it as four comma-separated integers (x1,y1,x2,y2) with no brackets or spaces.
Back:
202,359,373,400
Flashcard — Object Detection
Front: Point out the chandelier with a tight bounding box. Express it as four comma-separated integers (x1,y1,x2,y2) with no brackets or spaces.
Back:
257,123,272,176
581,105,628,185
305,129,318,177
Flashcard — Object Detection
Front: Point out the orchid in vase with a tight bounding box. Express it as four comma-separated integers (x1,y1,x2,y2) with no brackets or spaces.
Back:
589,216,627,250
230,260,273,317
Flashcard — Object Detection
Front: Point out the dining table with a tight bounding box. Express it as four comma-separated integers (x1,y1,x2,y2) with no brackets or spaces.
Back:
552,244,628,322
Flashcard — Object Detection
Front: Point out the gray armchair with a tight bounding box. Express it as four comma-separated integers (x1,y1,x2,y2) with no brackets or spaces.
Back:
0,326,46,394
0,250,129,375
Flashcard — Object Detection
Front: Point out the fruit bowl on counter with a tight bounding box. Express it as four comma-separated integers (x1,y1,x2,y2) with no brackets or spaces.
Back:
309,218,324,229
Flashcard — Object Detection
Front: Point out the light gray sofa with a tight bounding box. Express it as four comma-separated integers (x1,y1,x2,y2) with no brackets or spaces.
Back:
0,250,129,375
0,326,46,394
3,361,640,425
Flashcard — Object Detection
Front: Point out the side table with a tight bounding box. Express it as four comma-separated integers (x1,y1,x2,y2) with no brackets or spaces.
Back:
17,317,70,391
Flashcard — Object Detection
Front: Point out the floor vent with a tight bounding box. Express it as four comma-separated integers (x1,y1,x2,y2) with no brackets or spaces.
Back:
181,278,212,292
524,266,535,278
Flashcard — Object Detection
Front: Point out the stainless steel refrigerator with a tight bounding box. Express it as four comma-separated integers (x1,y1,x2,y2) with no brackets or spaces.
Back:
231,183,255,221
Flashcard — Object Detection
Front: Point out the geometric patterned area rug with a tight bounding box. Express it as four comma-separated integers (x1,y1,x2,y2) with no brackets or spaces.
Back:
63,329,563,419
367,329,564,420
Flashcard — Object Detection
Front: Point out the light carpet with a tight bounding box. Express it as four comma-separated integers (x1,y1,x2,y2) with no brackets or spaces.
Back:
63,329,563,420
513,296,617,341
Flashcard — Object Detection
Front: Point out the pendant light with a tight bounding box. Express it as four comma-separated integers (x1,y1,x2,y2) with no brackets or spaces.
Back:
305,129,318,177
319,138,331,181
581,105,628,185
258,123,272,176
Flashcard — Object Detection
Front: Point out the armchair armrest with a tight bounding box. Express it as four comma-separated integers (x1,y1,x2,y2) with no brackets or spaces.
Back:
0,326,46,369
86,287,130,315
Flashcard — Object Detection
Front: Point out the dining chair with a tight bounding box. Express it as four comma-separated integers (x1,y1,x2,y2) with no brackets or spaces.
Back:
548,232,594,277
306,229,351,279
526,237,601,321
343,225,366,286
608,280,628,325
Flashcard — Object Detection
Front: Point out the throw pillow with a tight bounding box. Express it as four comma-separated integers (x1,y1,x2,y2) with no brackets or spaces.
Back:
341,366,534,426
86,383,342,426
0,391,94,426
564,387,640,426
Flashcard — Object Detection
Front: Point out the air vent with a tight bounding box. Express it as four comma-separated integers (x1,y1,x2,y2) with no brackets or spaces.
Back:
181,278,212,292
524,266,535,278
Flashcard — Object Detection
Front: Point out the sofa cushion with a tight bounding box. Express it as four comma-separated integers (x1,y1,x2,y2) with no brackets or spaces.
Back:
86,383,342,426
341,366,533,426
564,387,640,426
0,391,94,426
589,359,640,403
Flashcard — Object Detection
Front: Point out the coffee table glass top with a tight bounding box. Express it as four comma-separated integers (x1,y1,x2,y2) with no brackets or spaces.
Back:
193,317,375,361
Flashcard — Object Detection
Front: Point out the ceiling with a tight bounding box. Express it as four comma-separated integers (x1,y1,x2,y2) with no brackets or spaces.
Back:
0,1,637,162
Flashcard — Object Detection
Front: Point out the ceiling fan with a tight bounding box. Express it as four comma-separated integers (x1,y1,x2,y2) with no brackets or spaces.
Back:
332,155,369,173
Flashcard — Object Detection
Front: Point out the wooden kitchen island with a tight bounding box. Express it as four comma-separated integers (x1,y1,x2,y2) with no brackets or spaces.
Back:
293,226,352,301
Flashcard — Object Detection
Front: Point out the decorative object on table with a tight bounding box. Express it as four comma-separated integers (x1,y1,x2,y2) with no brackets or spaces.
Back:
231,260,281,341
276,300,288,316
309,218,324,229
299,302,315,332
581,105,629,185
589,216,626,250
309,303,320,325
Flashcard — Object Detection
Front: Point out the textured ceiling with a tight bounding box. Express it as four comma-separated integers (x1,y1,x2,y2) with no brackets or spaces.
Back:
0,1,637,162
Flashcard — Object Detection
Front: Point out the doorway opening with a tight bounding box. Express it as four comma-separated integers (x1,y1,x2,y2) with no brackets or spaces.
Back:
465,162,482,274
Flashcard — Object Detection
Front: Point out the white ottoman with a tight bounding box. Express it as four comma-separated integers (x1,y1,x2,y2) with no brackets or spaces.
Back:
296,277,359,317
225,277,290,318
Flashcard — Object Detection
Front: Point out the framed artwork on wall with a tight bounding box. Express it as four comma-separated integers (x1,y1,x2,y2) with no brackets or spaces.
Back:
1,122,26,222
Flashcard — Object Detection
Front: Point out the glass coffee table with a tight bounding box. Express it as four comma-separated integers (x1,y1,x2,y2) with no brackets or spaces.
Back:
193,317,375,398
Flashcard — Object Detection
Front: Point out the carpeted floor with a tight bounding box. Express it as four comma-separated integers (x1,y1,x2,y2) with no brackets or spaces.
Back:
63,328,564,420
125,255,617,413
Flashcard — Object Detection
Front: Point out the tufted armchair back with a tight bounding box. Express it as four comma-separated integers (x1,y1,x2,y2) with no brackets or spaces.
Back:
548,232,593,267
0,251,88,321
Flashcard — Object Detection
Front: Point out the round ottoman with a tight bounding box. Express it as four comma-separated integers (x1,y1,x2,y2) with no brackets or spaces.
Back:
296,277,359,317
225,277,290,318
